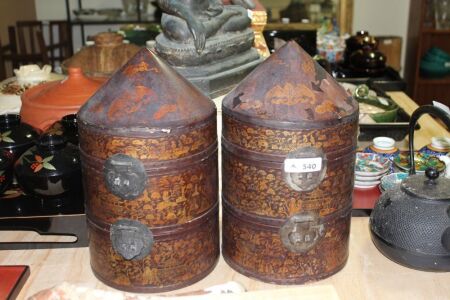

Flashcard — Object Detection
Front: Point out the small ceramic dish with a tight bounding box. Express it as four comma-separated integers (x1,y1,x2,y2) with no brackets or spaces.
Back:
373,136,396,151
355,179,380,187
393,151,446,173
379,172,409,192
355,170,388,181
354,183,379,189
355,153,391,176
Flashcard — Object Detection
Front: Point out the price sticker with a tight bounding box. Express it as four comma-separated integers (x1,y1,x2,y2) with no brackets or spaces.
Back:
284,158,322,173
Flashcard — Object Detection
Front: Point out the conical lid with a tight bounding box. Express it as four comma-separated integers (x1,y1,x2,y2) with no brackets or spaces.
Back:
78,48,215,132
222,41,358,128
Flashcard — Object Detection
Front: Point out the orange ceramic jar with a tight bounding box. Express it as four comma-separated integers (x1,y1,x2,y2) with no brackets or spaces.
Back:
20,68,103,131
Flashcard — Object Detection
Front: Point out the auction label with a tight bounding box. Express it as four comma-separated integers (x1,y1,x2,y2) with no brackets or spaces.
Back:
284,157,322,173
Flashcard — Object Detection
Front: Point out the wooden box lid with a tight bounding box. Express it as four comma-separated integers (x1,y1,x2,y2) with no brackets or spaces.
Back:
79,48,215,134
222,41,358,129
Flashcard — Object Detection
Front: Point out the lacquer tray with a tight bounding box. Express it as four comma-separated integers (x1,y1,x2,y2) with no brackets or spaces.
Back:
0,186,87,250
334,65,407,92
337,83,417,141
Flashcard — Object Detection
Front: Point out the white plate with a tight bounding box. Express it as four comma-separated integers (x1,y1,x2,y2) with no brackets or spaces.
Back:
354,184,378,189
355,168,390,177
355,179,380,187
355,172,387,181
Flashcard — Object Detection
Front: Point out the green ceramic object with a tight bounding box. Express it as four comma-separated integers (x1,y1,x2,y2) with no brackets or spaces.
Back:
420,47,450,78
354,84,399,123
423,52,448,63
120,24,161,46
420,59,450,78
429,46,450,61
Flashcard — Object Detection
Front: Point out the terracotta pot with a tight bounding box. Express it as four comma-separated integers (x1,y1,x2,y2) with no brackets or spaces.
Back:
62,32,141,77
20,68,103,131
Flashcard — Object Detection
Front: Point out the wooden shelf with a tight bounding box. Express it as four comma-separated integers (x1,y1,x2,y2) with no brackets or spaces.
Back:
421,28,450,34
405,0,450,105
70,20,156,26
417,77,450,85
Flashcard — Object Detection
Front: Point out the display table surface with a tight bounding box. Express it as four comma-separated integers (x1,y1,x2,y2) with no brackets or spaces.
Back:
352,92,449,209
1,217,450,299
385,92,450,149
0,92,449,299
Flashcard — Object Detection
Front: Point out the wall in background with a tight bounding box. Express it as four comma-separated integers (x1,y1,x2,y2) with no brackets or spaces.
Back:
34,0,126,52
0,0,37,42
34,0,411,74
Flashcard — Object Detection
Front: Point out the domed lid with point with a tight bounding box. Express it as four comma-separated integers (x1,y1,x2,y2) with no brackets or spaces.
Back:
78,48,215,134
401,168,450,201
222,41,358,129
20,68,103,131
22,68,102,108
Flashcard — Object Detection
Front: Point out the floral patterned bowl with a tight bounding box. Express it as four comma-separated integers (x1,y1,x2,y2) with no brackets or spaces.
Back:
393,151,446,173
355,152,391,177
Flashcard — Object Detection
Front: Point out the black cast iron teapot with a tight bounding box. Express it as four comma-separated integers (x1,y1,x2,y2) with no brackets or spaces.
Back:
370,104,450,271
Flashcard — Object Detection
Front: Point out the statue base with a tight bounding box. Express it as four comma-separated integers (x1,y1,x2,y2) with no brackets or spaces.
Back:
155,29,256,66
174,48,262,98
155,28,263,98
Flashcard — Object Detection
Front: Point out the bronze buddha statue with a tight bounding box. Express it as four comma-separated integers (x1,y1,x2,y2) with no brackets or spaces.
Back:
158,0,254,52
155,0,263,97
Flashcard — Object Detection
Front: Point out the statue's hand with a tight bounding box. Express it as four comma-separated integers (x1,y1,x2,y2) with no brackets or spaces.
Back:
188,19,206,53
205,4,224,17
231,0,255,9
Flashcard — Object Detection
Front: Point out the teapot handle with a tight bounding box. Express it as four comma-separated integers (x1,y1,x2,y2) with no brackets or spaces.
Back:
408,105,450,175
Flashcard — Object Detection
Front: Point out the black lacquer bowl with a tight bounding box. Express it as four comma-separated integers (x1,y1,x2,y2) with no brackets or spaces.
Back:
14,134,81,206
0,150,14,194
0,114,38,161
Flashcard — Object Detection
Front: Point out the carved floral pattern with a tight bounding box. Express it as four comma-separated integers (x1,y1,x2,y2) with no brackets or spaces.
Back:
88,209,219,291
267,83,317,106
79,121,216,162
222,115,358,155
222,206,351,283
83,152,218,226
222,150,354,218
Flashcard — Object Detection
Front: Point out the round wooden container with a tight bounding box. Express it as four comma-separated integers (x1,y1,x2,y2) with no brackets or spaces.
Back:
78,49,219,292
221,41,359,284
62,32,141,77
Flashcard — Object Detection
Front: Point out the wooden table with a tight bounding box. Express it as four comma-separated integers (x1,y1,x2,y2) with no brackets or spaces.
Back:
353,92,449,209
386,92,450,149
1,92,449,299
1,217,450,299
